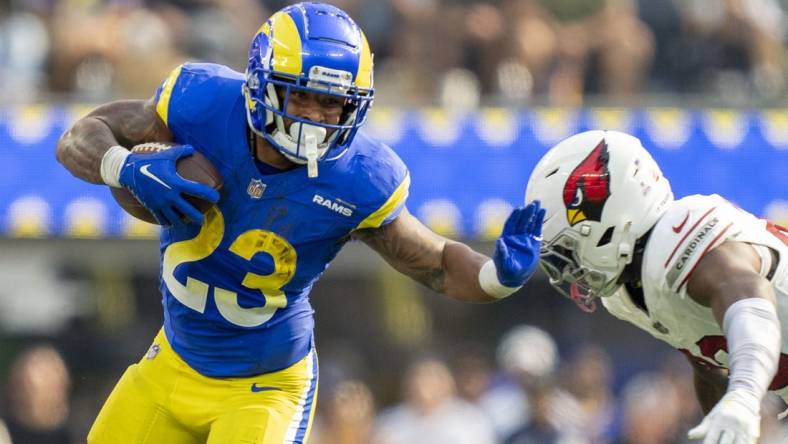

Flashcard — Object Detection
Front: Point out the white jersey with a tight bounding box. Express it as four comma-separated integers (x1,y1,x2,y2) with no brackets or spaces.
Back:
602,194,788,399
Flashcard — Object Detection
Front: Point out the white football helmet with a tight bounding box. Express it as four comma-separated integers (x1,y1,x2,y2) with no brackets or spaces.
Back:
525,130,673,311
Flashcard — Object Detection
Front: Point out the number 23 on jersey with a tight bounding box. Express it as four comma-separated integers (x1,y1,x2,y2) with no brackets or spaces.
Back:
162,207,297,327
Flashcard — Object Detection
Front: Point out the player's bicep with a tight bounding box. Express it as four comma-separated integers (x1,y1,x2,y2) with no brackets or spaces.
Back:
352,208,447,290
56,98,174,184
88,98,173,147
687,241,775,325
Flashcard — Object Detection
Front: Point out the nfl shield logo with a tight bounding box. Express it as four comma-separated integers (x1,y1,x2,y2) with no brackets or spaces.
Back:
247,179,266,199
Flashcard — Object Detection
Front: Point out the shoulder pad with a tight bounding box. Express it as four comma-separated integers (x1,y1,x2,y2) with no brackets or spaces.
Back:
154,63,244,130
643,194,741,294
347,134,410,229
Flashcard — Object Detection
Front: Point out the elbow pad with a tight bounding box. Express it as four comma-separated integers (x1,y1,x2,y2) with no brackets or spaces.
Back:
723,297,781,410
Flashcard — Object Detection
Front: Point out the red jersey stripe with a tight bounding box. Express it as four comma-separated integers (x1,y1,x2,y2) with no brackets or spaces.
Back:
664,207,717,268
677,222,734,292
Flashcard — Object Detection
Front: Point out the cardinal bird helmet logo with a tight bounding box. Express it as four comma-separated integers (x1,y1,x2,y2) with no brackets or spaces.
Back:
563,139,611,226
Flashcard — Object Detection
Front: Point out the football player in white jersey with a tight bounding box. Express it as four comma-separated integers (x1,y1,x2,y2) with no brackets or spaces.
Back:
525,130,788,444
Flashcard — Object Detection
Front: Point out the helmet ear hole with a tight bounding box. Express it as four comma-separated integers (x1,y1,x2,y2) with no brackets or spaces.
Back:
596,226,615,247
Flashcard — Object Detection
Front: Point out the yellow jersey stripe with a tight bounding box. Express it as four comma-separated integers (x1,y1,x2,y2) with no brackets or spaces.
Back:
355,173,410,230
156,65,183,126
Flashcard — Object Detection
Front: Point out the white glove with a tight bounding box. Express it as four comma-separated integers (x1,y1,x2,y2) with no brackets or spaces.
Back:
687,390,760,444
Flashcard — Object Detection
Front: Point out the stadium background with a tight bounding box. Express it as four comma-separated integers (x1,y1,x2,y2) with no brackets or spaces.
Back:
0,0,787,443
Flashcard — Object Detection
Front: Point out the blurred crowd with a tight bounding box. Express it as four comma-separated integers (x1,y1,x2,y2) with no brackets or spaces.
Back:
0,0,787,107
2,326,787,444
307,326,787,444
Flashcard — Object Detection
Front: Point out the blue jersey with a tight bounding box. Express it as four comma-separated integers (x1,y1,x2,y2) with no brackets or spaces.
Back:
152,63,409,377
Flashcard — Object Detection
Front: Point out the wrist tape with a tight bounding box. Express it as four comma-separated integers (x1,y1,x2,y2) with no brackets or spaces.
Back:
100,145,130,188
478,259,522,299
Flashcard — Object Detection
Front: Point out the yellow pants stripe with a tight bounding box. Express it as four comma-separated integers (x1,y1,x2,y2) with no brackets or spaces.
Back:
284,349,318,443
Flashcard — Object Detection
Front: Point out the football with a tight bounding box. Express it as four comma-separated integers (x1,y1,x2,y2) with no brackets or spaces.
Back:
110,142,223,225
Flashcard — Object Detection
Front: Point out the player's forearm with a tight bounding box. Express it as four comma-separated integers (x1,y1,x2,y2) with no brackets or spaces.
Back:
439,241,500,303
686,243,781,414
56,116,122,184
364,234,496,303
721,297,781,409
354,210,527,302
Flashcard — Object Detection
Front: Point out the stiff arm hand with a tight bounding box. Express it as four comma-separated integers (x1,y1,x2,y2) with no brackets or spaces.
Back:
479,200,545,297
495,200,545,286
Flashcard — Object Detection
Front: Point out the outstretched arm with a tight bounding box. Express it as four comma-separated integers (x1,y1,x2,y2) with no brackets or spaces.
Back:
352,203,544,303
687,337,786,437
352,208,486,302
686,241,779,443
56,98,172,184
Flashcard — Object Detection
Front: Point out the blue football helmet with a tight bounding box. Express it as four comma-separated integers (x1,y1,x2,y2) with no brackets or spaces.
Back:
243,2,374,177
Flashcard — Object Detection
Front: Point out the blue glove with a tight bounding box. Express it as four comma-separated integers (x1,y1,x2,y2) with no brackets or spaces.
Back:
493,200,545,287
118,144,220,226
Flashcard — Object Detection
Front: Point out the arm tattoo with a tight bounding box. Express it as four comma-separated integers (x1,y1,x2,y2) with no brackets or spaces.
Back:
56,99,172,184
352,212,447,292
92,102,165,148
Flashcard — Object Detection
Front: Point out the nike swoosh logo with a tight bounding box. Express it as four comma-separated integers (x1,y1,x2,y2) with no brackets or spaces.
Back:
251,383,282,393
672,212,690,233
139,164,172,189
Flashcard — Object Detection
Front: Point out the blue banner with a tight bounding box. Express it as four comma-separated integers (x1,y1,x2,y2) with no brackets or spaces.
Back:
1,106,786,238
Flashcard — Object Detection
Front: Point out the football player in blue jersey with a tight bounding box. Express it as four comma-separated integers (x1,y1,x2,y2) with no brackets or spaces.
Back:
56,2,545,443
